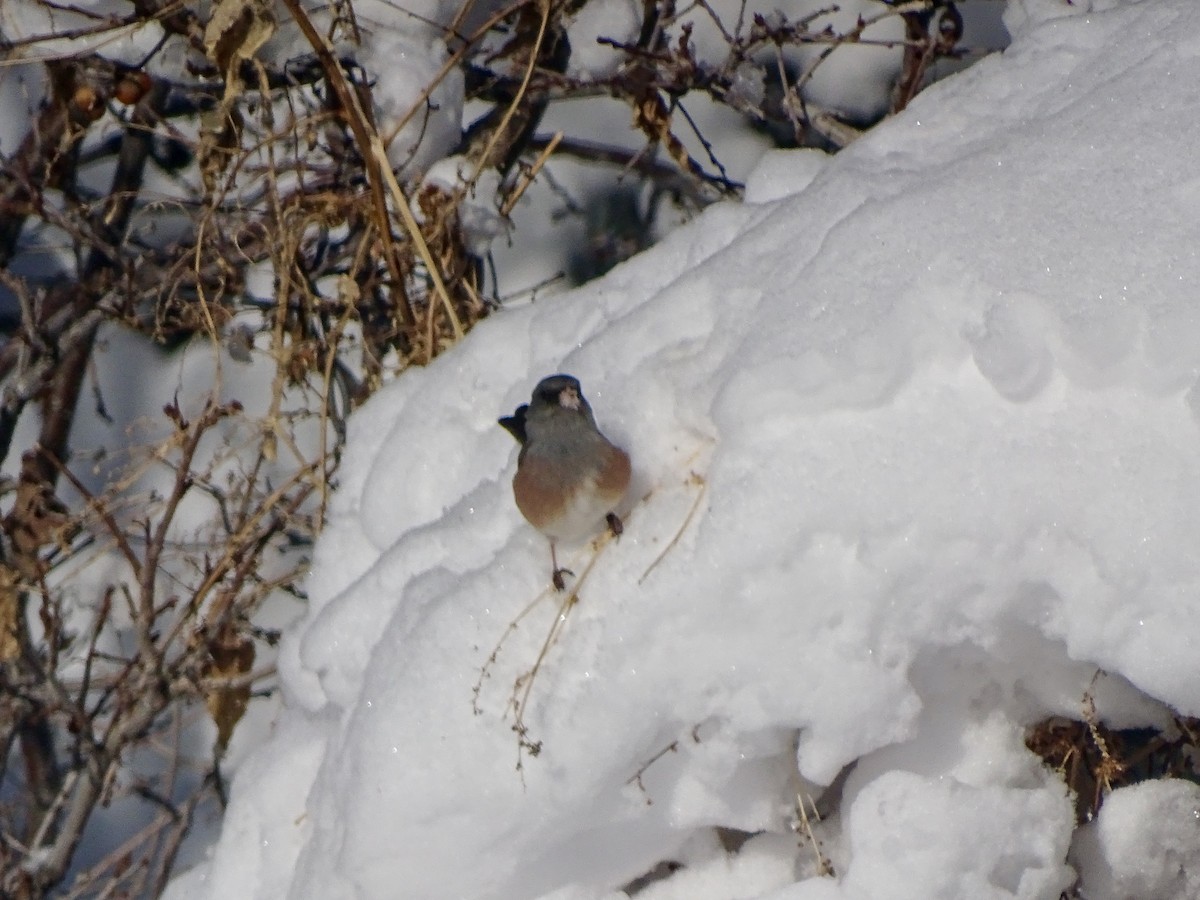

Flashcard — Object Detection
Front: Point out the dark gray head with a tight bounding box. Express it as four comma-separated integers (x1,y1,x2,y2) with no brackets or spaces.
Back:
499,374,598,445
526,374,600,447
528,374,595,423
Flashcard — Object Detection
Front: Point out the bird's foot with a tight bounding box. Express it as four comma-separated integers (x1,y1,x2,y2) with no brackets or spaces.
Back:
552,567,575,591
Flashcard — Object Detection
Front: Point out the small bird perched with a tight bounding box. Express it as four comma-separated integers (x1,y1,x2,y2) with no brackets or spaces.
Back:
500,374,631,590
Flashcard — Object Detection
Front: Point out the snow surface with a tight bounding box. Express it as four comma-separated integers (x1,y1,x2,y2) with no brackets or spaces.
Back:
1071,778,1200,900
169,1,1200,898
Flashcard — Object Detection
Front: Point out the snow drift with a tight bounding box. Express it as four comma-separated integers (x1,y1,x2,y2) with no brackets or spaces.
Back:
169,1,1200,898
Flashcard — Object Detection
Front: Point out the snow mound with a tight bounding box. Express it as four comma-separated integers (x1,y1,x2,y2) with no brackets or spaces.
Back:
170,1,1200,898
1071,779,1200,900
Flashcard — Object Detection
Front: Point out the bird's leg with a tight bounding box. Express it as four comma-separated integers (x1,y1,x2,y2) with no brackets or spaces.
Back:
606,512,623,537
550,540,574,591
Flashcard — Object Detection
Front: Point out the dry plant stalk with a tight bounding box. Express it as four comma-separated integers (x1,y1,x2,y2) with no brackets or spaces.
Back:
792,791,834,877
472,525,620,780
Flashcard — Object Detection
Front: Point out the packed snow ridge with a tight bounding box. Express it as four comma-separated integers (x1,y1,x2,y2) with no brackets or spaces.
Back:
169,2,1200,898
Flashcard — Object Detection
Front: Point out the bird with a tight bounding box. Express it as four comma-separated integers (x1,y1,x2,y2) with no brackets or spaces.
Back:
500,374,631,590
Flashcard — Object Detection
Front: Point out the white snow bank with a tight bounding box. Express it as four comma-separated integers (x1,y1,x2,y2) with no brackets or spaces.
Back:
169,1,1200,898
1071,778,1200,900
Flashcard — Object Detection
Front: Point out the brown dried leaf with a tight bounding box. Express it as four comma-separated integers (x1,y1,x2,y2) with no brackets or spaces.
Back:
632,89,701,180
204,0,277,79
0,564,22,662
4,472,74,579
204,624,256,753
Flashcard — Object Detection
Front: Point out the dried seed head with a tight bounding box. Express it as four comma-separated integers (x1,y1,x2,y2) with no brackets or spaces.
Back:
114,71,153,106
72,85,106,120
